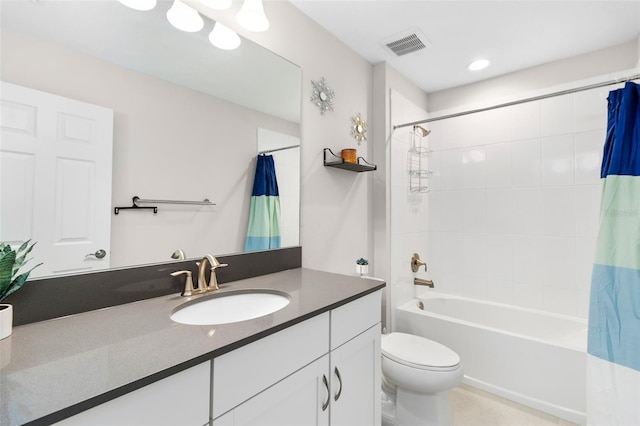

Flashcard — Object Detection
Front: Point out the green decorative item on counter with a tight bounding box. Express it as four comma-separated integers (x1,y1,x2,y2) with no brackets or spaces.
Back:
0,240,41,302
1,240,42,340
356,258,369,276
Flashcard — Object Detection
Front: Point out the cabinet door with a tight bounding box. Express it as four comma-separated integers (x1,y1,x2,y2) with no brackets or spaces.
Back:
330,324,381,426
214,355,330,426
212,312,329,418
56,361,210,426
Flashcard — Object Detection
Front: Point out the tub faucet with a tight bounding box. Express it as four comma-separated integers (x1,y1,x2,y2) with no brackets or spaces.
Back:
414,277,435,288
411,253,427,272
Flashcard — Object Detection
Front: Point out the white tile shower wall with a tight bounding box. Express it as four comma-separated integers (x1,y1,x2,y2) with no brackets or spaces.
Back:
422,75,630,318
389,91,431,324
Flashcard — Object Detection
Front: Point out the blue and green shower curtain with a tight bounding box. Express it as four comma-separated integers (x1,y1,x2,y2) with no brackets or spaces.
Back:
587,81,640,425
245,154,281,251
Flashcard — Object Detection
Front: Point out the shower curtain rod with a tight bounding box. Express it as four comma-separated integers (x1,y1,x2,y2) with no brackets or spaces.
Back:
393,73,640,130
258,144,300,155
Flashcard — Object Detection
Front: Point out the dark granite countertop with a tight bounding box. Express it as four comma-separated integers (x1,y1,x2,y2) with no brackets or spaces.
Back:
0,268,385,425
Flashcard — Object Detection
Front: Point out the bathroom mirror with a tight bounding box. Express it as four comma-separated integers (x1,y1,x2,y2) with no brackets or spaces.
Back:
0,1,301,278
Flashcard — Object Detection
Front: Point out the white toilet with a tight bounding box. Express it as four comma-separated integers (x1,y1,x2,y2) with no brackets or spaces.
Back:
381,332,463,426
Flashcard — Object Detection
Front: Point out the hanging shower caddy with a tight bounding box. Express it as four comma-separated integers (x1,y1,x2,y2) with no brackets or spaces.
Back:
407,125,432,193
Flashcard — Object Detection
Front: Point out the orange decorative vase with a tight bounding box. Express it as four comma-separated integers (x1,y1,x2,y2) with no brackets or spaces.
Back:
341,149,357,163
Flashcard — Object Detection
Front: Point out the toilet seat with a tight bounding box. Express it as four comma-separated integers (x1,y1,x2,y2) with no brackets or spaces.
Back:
382,332,460,372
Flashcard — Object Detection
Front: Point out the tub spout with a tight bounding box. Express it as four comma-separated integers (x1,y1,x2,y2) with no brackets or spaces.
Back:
414,277,434,288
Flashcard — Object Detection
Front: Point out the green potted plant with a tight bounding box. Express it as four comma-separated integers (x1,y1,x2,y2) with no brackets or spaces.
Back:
356,257,369,276
0,240,41,340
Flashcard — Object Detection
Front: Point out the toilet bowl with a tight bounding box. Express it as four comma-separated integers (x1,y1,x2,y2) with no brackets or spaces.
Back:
381,332,463,426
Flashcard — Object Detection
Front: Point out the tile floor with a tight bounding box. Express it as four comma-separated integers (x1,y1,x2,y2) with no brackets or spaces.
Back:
451,384,579,426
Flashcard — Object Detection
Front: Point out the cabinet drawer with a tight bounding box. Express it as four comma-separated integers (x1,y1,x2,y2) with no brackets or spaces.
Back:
212,312,330,418
330,290,381,350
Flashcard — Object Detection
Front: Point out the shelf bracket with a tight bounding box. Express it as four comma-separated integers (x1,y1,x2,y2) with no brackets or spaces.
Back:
114,197,158,215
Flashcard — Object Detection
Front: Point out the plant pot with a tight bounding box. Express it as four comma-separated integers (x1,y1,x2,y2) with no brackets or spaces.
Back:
356,264,369,276
0,304,13,340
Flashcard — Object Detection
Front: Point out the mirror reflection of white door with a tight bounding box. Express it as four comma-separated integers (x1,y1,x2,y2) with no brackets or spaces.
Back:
0,82,113,277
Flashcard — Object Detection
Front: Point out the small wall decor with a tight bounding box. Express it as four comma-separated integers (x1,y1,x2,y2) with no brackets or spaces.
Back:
310,77,335,116
350,113,367,144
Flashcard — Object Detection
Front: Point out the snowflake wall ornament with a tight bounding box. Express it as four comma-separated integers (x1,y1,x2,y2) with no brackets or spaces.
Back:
310,77,335,116
350,113,367,144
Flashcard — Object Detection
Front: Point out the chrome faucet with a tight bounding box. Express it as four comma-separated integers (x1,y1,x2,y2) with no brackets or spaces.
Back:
171,254,228,297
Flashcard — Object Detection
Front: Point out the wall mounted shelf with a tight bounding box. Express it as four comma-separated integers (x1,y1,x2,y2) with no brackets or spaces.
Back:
323,148,377,172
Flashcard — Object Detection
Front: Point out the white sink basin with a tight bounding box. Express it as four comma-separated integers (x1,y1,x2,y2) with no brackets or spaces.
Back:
170,290,290,325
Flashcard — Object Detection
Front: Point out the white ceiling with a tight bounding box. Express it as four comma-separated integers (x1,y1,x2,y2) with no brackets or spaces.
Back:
289,0,640,93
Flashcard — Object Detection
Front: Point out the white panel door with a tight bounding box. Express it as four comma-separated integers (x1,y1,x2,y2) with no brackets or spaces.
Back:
0,81,113,276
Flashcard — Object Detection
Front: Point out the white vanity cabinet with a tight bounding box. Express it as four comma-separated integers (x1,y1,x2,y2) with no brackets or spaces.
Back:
56,361,210,426
213,290,382,426
55,290,381,426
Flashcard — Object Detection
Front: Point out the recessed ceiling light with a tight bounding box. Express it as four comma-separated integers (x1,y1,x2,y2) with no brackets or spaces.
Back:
468,59,490,71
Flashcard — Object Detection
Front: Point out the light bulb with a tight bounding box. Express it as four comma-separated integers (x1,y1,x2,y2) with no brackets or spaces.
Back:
467,59,491,71
236,0,269,32
209,23,241,50
118,0,157,11
199,0,232,10
167,0,204,33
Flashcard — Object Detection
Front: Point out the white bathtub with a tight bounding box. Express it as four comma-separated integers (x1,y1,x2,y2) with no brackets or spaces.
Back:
396,292,587,424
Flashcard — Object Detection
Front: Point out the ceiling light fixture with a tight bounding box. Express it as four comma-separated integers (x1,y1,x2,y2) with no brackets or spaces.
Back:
199,0,232,10
209,22,241,50
467,59,491,71
167,0,204,33
236,0,270,32
118,0,157,11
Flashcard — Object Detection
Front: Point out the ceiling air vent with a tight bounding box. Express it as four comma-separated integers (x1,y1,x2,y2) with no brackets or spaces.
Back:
382,29,430,57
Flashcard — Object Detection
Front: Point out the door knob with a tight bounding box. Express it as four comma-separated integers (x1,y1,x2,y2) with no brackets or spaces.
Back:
86,249,107,259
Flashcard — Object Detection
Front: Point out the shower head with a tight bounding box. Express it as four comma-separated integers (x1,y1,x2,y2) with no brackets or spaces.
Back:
413,125,430,137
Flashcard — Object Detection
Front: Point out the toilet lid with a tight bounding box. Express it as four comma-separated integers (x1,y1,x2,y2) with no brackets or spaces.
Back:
381,332,460,370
